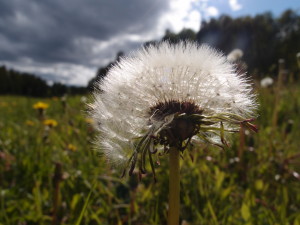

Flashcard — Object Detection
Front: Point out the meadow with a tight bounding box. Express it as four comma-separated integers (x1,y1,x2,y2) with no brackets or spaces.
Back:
1,75,300,225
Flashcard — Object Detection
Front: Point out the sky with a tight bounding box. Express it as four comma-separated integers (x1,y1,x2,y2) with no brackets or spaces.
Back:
0,0,299,86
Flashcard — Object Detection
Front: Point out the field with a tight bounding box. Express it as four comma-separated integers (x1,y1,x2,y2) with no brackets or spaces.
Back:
1,78,300,225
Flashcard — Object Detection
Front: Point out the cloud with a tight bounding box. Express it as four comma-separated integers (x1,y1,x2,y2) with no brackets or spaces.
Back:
0,0,171,85
0,0,205,86
158,0,202,32
206,6,219,17
228,0,242,11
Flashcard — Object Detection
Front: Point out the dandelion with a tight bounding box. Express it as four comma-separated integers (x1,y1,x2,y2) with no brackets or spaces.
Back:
43,119,58,128
33,101,49,119
67,144,77,152
260,77,274,88
90,41,257,224
293,171,300,179
227,48,248,76
227,48,243,62
33,102,49,110
25,120,35,126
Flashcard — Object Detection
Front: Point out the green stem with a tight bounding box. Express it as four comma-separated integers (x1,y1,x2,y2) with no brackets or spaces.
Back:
168,147,180,225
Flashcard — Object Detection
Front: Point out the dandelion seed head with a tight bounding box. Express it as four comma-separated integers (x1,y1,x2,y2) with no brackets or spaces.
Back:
293,171,299,179
260,77,274,88
90,42,257,167
227,49,243,62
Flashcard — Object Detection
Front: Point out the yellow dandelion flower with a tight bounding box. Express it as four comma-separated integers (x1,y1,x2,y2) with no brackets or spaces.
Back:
67,144,77,152
33,102,49,110
43,119,58,128
25,120,35,126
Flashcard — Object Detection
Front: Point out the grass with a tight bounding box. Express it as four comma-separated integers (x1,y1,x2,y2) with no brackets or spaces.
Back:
0,78,300,225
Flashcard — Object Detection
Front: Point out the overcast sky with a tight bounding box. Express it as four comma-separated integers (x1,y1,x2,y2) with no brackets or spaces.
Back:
0,0,299,86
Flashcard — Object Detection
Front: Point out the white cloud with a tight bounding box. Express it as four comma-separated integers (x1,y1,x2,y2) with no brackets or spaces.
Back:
157,0,201,33
206,6,219,17
184,10,202,31
229,0,242,11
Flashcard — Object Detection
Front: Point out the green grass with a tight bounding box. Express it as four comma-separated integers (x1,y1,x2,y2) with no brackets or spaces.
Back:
1,79,300,225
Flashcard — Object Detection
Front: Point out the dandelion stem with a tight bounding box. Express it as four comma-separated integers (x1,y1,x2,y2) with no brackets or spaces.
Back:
168,146,180,225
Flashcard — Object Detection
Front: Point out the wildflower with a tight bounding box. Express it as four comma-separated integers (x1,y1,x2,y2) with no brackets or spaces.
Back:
90,42,257,174
33,102,49,110
227,49,243,62
67,144,77,152
43,119,58,128
33,102,49,119
25,120,35,126
260,77,274,88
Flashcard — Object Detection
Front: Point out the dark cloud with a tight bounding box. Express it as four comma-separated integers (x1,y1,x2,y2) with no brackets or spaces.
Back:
0,0,169,78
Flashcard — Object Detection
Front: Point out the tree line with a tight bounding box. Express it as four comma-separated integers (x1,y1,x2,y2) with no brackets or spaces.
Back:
0,66,86,97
